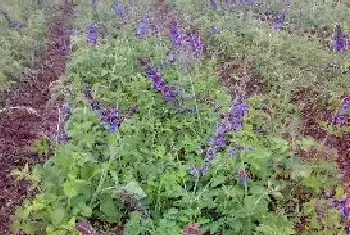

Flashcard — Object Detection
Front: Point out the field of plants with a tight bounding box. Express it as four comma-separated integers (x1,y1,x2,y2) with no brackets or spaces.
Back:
1,0,350,235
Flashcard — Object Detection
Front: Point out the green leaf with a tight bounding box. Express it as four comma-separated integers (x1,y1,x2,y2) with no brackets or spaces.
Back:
210,175,226,188
299,137,319,150
302,176,322,190
122,182,147,199
63,181,79,198
125,212,142,235
50,208,65,225
100,197,119,221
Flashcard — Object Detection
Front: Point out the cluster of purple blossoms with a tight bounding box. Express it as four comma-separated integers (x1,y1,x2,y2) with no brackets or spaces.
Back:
216,95,249,135
83,88,122,134
190,164,211,177
169,22,205,58
271,0,291,31
50,104,72,144
190,96,251,177
272,12,286,31
332,96,350,126
238,169,251,185
236,0,256,7
184,32,205,58
167,21,205,72
136,14,151,39
138,57,179,103
86,24,99,46
332,25,349,53
332,198,350,219
76,220,95,235
169,21,183,47
9,21,25,31
114,0,127,22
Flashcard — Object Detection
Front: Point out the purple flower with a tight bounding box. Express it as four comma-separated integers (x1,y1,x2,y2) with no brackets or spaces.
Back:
284,0,291,10
138,58,179,104
236,0,255,7
238,169,250,185
84,87,93,100
162,87,178,102
99,107,121,134
59,104,72,122
229,147,237,157
76,221,94,235
334,36,347,53
190,164,211,176
91,0,97,11
153,77,166,91
332,199,350,218
272,12,286,31
332,26,348,53
90,100,102,111
209,136,227,148
215,96,248,135
208,0,219,9
136,14,150,39
9,21,25,31
205,147,217,161
185,33,205,58
169,22,183,47
339,100,350,115
50,130,72,144
86,24,99,46
187,108,196,116
114,0,126,21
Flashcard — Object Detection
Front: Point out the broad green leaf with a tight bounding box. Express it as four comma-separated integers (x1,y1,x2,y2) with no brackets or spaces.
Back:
50,208,65,225
121,182,147,199
63,181,79,198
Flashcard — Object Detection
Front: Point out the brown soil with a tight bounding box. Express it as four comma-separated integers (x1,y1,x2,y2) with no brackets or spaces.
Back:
217,56,268,98
0,2,75,234
292,88,350,232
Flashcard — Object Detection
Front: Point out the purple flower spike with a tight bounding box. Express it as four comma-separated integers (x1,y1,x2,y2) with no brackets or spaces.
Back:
190,166,202,176
138,58,179,104
114,0,126,21
76,221,95,235
190,164,211,176
205,147,217,161
137,14,150,39
84,87,93,100
212,136,227,148
187,33,205,57
91,0,97,11
332,25,348,53
272,12,286,31
163,87,178,102
90,100,102,112
332,199,350,219
236,0,256,7
208,0,219,9
340,100,350,115
86,24,99,46
169,22,183,47
9,21,25,31
229,147,237,157
238,169,250,185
